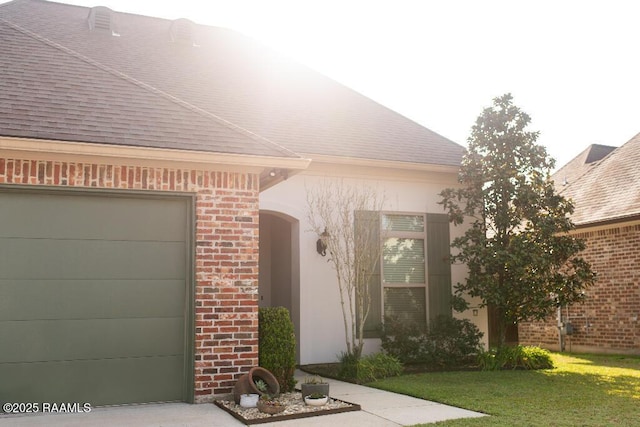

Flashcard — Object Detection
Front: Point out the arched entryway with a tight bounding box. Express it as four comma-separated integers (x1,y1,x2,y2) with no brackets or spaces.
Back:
259,210,300,362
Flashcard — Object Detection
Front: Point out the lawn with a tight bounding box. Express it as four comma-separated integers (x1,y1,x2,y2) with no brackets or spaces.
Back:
369,353,640,427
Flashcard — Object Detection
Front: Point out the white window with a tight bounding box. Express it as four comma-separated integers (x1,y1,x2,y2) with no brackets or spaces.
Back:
357,211,452,336
382,214,427,329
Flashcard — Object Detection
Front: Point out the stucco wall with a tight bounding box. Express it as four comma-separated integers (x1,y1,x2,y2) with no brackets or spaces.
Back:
260,166,488,364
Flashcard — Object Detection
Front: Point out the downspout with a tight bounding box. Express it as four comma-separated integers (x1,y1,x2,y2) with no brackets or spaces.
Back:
557,305,565,352
566,305,571,353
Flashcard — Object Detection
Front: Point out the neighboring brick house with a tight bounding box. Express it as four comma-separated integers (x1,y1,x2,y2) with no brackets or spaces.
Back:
519,137,640,354
0,0,476,406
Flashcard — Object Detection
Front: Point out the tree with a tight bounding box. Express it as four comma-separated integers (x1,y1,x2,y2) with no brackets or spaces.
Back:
306,180,385,358
440,94,596,346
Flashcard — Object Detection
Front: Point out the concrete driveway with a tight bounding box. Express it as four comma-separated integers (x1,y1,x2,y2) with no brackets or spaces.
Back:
0,372,486,426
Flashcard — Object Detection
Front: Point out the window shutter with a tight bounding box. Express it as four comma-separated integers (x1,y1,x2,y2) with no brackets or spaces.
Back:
355,211,381,338
427,213,452,320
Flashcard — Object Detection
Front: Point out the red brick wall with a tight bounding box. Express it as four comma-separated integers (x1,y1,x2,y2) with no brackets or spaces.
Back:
519,224,640,354
0,157,259,401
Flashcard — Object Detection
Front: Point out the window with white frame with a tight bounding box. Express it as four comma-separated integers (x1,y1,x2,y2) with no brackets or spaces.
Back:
382,213,428,329
357,211,452,336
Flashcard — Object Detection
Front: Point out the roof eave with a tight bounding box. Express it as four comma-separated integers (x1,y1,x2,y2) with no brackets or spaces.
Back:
573,213,640,231
303,153,461,174
0,136,311,190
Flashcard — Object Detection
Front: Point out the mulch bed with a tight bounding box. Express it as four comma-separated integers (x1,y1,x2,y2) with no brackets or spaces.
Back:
214,391,361,425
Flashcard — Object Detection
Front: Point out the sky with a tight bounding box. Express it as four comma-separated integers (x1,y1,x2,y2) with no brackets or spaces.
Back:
8,0,640,168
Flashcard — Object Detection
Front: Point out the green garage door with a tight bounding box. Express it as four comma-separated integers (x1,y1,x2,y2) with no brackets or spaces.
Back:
0,189,193,406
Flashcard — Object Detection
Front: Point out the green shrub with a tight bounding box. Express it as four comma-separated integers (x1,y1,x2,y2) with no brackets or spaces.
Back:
519,346,554,370
380,315,484,368
258,307,296,392
337,351,359,381
478,345,554,371
338,351,403,383
356,352,403,383
379,317,425,363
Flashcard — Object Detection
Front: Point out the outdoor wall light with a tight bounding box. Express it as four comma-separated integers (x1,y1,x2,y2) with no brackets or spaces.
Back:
316,228,329,256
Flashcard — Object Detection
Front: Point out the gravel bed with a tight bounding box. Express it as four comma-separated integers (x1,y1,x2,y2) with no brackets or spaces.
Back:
216,392,356,421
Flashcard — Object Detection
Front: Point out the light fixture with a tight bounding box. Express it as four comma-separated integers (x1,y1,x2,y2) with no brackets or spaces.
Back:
316,228,329,256
268,169,277,177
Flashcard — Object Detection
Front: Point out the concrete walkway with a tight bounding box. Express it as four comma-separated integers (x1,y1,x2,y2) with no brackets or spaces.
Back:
0,372,486,426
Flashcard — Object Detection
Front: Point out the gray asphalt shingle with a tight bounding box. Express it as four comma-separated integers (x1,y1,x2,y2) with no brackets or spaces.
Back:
558,134,640,226
0,0,464,166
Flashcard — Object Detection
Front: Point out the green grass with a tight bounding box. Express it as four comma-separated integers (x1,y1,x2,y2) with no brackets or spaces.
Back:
369,353,640,427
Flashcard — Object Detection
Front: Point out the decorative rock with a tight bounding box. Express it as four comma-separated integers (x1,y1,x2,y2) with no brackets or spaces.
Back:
216,391,355,421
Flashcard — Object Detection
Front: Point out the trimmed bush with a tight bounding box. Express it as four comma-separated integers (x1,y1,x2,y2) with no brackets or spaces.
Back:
478,345,554,371
258,307,296,392
380,315,484,368
379,318,424,363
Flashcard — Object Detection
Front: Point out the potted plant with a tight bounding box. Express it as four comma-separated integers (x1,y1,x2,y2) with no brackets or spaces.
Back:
301,375,329,399
256,394,286,415
239,393,259,408
304,392,328,406
232,366,281,404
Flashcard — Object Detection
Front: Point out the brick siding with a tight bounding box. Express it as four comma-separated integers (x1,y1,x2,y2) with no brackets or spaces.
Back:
519,224,640,354
0,157,259,401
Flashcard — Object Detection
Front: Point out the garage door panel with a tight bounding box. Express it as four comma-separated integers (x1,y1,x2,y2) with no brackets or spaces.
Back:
0,317,185,363
0,239,186,279
0,279,185,321
0,355,185,405
0,192,187,241
0,190,192,405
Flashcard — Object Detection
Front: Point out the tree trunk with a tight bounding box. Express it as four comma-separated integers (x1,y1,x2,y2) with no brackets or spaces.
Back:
498,319,507,348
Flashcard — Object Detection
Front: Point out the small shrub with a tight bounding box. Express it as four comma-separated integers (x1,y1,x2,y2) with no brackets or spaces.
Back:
338,351,403,383
356,352,403,383
380,315,483,368
337,351,359,380
478,345,554,370
258,307,296,392
519,346,554,370
379,317,426,363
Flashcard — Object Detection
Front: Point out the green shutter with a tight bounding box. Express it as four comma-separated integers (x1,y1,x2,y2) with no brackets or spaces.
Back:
427,213,452,320
355,211,381,338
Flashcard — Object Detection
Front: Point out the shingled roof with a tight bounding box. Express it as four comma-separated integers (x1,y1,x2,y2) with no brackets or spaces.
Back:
557,134,640,226
552,144,616,191
0,0,464,167
0,0,299,160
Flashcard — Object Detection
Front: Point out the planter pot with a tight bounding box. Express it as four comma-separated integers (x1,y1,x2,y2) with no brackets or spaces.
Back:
301,382,329,399
232,367,281,404
239,393,259,408
256,400,286,415
304,395,328,406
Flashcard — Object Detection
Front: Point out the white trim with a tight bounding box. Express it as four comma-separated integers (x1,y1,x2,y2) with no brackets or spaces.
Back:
304,153,460,173
0,136,311,172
